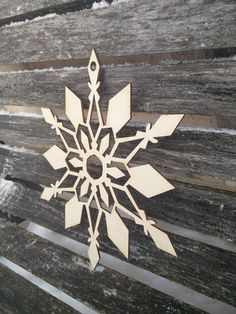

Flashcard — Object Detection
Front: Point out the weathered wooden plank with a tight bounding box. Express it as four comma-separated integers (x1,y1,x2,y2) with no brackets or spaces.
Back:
0,114,235,191
0,0,101,22
0,0,70,20
0,0,235,64
118,125,236,190
0,261,78,314
140,181,236,242
0,179,235,306
0,60,236,116
0,144,235,241
0,220,205,314
4,105,236,129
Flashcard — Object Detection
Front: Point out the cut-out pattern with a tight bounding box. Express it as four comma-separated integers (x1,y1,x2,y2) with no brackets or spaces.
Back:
41,50,184,269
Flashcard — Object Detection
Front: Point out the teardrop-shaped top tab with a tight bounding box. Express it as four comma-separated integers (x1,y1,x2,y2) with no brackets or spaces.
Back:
88,49,100,84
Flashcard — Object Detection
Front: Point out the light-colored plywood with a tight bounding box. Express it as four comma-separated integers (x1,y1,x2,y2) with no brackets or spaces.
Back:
128,164,174,198
41,50,183,269
106,84,131,134
65,195,83,228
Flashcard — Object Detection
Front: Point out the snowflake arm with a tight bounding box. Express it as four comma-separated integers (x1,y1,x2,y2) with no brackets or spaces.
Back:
41,49,183,269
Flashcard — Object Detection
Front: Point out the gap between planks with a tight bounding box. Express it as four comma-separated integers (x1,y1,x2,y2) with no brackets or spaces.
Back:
0,47,235,72
0,173,235,254
0,256,98,314
59,190,236,254
0,0,113,28
2,105,236,130
1,139,236,193
14,220,236,314
0,0,235,66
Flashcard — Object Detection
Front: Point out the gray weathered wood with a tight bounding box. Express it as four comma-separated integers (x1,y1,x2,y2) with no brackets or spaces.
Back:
0,220,205,313
1,0,235,311
0,1,105,28
0,60,236,116
0,179,236,306
0,261,78,314
0,115,235,191
0,144,235,241
0,0,235,64
0,0,71,20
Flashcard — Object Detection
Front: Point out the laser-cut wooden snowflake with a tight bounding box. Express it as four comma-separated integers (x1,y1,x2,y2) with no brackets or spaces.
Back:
41,50,184,269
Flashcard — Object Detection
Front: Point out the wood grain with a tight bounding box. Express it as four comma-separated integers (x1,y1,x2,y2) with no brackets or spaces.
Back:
0,144,235,241
0,179,236,306
0,220,205,314
0,261,78,314
4,105,236,129
0,0,71,20
0,115,235,191
0,1,104,29
0,0,235,64
0,60,235,116
1,0,235,311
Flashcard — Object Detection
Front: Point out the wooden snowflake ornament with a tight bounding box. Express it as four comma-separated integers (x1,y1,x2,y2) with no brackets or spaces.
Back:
41,49,184,269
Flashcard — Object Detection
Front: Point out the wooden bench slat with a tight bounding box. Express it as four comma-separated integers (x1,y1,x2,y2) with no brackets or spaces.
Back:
0,179,235,306
0,220,205,314
0,261,79,314
0,143,235,241
0,0,235,64
0,60,235,116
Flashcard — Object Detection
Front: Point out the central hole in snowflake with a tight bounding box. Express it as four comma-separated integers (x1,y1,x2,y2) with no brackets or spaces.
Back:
86,155,103,179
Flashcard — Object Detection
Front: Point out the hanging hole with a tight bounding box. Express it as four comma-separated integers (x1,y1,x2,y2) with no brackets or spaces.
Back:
90,61,96,71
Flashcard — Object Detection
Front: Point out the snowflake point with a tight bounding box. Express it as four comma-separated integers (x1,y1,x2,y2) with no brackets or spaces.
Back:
41,50,183,268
